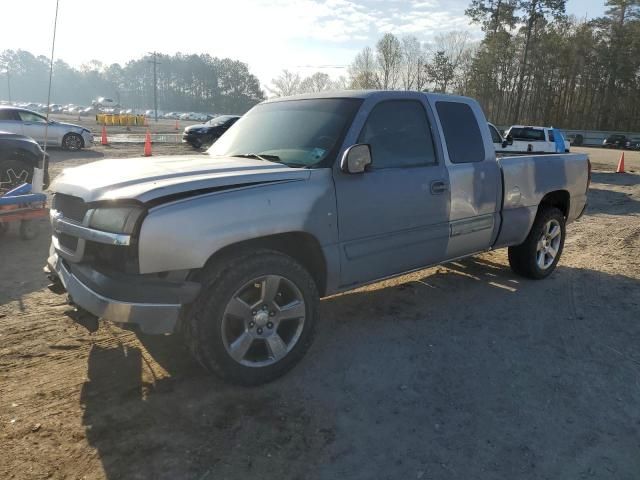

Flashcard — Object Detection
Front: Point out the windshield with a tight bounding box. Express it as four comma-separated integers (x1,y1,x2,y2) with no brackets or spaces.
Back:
208,98,363,168
207,115,236,126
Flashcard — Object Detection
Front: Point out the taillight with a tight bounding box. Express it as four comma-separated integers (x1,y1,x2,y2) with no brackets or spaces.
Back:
587,158,592,191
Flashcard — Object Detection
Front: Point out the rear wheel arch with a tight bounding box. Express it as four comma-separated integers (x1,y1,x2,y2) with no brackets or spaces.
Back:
197,232,328,296
538,190,570,218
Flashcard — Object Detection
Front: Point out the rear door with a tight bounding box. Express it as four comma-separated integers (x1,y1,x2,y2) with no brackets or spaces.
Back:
0,109,24,136
334,97,451,287
432,100,501,258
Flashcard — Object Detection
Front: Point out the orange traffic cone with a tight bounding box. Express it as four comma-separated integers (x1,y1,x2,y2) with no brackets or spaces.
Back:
144,129,152,157
174,119,179,131
101,126,108,145
616,151,625,173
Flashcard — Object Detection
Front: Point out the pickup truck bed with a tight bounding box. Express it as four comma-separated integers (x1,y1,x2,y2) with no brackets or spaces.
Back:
46,90,589,385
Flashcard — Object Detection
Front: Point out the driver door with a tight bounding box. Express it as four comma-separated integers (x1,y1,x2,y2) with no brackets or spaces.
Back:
333,99,451,288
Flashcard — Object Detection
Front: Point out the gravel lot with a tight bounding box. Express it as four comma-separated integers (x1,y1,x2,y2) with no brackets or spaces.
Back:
1,146,639,479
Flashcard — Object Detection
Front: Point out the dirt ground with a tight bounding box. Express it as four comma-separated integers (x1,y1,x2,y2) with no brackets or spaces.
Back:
1,146,639,480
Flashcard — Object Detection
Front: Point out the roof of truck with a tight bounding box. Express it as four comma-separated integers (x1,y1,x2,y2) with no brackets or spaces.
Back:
263,90,470,104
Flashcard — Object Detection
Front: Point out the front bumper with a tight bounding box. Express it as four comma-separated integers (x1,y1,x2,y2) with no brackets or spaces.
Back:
47,251,200,334
81,131,94,147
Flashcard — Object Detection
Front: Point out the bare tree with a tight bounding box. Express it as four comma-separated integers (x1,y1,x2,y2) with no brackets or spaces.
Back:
400,35,425,90
267,70,302,97
375,33,402,89
348,46,378,89
299,72,333,92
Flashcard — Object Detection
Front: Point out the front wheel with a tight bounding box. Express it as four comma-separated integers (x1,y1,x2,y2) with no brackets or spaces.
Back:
508,207,566,279
0,160,33,191
183,249,319,385
62,133,84,151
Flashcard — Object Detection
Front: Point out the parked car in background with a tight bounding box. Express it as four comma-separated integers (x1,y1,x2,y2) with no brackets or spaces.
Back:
503,125,570,153
603,134,627,149
624,137,640,150
182,114,240,149
488,123,513,152
47,91,589,385
0,107,93,150
0,131,49,190
92,97,119,110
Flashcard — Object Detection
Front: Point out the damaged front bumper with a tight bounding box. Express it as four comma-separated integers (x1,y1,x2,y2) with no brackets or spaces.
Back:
46,252,200,334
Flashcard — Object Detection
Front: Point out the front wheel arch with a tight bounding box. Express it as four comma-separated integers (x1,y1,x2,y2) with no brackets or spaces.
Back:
195,232,328,297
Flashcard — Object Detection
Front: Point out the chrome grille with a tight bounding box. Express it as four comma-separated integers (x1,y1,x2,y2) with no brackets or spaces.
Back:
52,194,87,222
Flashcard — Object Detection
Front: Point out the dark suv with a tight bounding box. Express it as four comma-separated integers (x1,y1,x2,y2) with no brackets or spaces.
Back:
0,131,50,191
602,134,627,149
182,115,240,149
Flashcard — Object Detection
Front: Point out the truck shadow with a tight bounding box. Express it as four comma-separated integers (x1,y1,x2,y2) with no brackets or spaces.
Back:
79,256,640,479
586,187,640,215
591,172,640,187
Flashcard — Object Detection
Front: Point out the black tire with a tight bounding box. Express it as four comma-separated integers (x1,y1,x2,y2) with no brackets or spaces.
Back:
508,207,566,279
62,133,84,151
183,248,319,386
0,159,33,190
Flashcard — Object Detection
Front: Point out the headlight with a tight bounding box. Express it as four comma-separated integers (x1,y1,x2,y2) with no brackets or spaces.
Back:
89,206,144,234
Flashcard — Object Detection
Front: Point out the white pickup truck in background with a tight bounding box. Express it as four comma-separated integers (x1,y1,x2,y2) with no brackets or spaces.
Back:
490,124,570,154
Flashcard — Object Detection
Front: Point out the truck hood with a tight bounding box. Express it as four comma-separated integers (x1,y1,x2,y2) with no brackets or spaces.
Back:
51,154,311,203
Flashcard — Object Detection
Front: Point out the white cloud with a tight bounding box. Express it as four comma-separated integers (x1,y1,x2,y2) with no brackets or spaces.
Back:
0,0,477,87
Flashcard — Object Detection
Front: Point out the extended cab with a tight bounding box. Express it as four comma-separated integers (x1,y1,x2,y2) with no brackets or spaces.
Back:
46,91,590,385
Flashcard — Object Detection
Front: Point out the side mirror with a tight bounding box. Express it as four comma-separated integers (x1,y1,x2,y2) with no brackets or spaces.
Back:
340,144,372,174
506,134,513,146
502,140,508,149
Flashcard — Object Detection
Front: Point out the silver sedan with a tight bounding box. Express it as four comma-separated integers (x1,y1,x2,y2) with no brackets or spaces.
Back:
0,106,93,150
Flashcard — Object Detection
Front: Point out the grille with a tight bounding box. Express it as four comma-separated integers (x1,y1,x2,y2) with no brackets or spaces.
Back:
52,194,87,222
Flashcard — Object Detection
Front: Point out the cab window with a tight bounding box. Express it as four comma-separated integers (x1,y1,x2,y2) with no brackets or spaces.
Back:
0,109,20,121
489,124,502,144
357,100,437,169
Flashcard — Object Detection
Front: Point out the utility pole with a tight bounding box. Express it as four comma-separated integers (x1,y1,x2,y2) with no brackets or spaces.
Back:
148,52,161,122
5,70,10,103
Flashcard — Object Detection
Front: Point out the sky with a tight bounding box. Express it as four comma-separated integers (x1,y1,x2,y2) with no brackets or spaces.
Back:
1,0,606,89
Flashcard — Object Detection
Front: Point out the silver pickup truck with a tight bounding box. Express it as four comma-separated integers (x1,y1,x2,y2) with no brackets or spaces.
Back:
46,91,590,385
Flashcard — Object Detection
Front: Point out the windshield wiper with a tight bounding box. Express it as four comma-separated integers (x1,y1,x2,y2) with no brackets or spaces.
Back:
231,153,307,168
232,153,281,162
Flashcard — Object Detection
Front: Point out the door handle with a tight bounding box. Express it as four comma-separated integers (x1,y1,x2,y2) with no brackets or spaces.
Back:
430,180,448,195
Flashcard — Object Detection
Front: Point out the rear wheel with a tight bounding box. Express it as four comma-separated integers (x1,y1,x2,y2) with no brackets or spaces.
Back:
508,207,566,279
62,133,83,151
183,249,319,385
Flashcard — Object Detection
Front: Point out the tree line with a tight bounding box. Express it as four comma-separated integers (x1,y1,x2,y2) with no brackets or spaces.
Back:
0,51,265,114
269,0,640,131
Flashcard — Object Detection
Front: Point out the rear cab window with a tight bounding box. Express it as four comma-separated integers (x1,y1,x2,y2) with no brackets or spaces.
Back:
510,127,545,141
436,101,484,163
